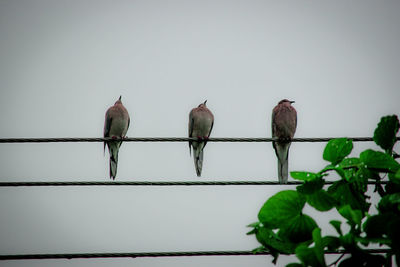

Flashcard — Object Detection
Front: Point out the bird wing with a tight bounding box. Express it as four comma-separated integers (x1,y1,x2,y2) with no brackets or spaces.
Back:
104,110,112,138
104,110,113,152
271,108,278,138
208,119,214,137
188,109,195,154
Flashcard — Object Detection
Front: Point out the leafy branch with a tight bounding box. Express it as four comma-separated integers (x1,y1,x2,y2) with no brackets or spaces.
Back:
247,115,400,266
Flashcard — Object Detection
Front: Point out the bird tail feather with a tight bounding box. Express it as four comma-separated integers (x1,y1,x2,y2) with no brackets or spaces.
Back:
194,143,204,177
278,158,288,184
108,141,121,180
276,142,291,184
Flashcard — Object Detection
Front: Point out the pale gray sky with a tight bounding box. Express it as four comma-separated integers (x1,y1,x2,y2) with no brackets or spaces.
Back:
0,1,399,266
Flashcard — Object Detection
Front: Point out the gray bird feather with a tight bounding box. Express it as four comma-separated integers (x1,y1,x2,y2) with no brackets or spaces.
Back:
272,99,297,184
104,96,130,180
188,100,214,177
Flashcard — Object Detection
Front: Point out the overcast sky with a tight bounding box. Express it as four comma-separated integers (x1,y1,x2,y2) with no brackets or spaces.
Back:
0,1,399,266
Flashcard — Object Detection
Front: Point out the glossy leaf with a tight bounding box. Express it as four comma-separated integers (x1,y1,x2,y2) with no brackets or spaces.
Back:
312,228,326,266
339,157,361,168
322,236,341,251
395,169,400,182
296,244,320,267
291,171,321,181
297,178,325,195
378,193,400,212
360,149,400,173
354,165,374,193
339,233,354,248
306,190,336,211
339,157,361,182
373,115,399,153
338,205,363,226
330,220,342,236
363,213,392,238
258,190,306,228
255,226,296,254
328,180,369,212
279,214,318,243
323,138,353,165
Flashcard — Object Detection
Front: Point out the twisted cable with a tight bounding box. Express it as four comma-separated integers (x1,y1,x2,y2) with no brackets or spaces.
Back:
0,180,388,187
0,249,391,260
0,137,393,143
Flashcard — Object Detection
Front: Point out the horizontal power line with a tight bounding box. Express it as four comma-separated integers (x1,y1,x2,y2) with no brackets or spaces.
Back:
0,249,391,260
0,137,392,143
0,180,388,187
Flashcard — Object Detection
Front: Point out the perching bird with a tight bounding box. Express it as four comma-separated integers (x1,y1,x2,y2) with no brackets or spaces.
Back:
272,99,297,184
104,96,130,180
189,100,214,177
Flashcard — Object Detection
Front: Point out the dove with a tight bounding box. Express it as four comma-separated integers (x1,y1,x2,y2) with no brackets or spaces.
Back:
271,99,297,184
189,100,214,177
104,96,130,180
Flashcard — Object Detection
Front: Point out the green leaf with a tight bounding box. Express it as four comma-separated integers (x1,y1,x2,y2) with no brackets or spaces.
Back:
246,221,260,235
306,190,336,211
378,193,400,212
291,171,321,181
339,157,361,168
323,138,353,165
295,237,328,267
246,228,256,235
279,214,318,243
297,178,325,195
319,164,346,179
363,213,393,238
394,169,400,183
353,165,374,193
322,236,341,251
247,222,261,228
312,228,326,266
360,149,400,173
373,115,399,153
338,205,363,226
258,190,306,228
286,264,303,267
296,244,320,267
339,233,355,247
339,158,361,182
328,180,369,212
330,220,342,236
255,226,296,254
251,246,267,254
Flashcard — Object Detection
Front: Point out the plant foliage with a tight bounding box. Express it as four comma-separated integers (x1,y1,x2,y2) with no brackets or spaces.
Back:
247,115,400,266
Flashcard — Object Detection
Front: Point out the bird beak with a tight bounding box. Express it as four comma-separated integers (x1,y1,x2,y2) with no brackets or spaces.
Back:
203,100,207,105
119,95,122,101
290,100,295,104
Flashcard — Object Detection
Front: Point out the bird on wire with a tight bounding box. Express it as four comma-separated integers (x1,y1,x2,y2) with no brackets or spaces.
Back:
188,100,214,177
104,96,130,180
271,99,297,184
